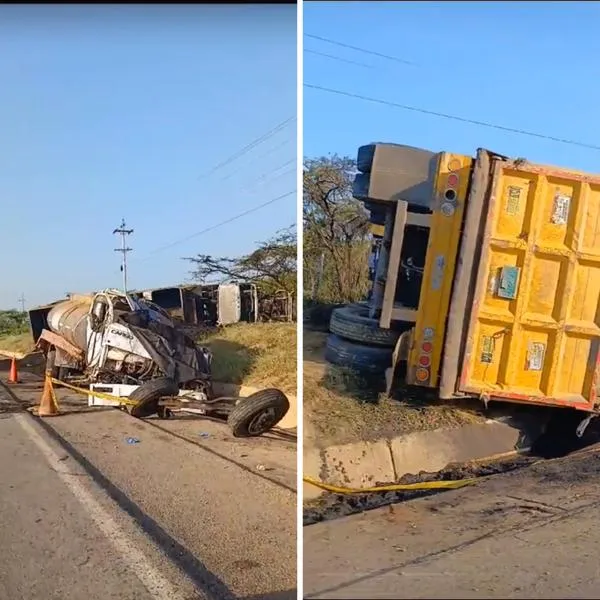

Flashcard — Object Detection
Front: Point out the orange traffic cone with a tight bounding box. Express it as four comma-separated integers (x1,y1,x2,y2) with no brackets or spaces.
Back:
37,372,59,417
8,357,19,384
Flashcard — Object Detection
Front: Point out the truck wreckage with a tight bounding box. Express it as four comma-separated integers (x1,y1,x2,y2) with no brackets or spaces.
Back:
33,289,290,437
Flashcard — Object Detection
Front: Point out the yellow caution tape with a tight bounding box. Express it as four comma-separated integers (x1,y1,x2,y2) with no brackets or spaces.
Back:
302,475,478,494
50,377,137,407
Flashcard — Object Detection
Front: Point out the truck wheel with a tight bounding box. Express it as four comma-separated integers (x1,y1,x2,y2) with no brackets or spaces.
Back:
129,377,179,419
324,333,393,374
227,389,290,437
330,305,409,347
357,143,376,173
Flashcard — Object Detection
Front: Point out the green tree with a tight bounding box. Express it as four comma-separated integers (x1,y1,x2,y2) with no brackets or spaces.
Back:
185,225,297,296
303,155,370,303
0,310,29,336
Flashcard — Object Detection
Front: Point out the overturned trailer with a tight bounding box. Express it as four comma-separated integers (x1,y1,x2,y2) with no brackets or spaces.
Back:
133,283,258,326
327,142,600,438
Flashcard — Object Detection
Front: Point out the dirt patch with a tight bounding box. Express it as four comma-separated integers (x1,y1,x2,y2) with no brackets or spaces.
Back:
198,322,296,396
303,454,539,525
303,329,485,448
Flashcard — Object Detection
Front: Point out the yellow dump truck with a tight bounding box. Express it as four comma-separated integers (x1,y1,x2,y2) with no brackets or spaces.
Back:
326,143,600,435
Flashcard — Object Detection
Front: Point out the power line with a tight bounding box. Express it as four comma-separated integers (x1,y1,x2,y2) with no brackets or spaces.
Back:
305,48,374,69
198,116,296,180
113,218,134,292
305,33,416,67
304,83,600,151
139,190,296,260
219,138,294,182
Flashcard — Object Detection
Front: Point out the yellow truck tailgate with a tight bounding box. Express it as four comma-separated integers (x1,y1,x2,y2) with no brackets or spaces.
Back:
458,158,600,410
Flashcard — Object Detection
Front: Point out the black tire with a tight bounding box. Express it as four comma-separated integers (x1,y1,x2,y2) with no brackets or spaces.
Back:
364,202,387,226
129,377,179,419
227,389,290,438
324,333,393,374
357,143,376,173
352,172,370,201
330,305,408,347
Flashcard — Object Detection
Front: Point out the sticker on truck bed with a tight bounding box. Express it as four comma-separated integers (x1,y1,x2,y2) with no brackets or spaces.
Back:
551,193,571,225
527,342,545,371
505,186,522,215
480,336,495,364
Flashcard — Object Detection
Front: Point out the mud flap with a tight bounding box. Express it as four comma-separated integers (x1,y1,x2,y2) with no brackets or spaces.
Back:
385,329,413,395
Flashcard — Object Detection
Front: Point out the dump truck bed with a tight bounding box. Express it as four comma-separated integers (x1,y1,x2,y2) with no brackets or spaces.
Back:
439,150,600,412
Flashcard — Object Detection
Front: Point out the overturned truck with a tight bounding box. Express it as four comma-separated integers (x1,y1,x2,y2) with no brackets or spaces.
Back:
33,289,289,437
327,143,600,437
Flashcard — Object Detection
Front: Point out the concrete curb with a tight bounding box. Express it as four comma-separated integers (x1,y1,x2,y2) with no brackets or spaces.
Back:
303,415,544,500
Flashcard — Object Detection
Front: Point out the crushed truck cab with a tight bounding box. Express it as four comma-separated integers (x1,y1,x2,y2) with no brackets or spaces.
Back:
32,289,289,436
349,143,600,417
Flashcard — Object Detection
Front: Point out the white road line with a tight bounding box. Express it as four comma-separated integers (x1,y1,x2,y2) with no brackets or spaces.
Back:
15,413,187,600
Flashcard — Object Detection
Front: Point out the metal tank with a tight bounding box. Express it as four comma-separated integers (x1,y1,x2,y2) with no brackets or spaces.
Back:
47,298,92,351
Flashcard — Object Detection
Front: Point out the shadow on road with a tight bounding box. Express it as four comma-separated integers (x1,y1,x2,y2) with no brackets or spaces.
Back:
33,415,240,600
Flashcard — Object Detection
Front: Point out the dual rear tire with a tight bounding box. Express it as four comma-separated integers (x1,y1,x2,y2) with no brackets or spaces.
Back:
325,304,411,375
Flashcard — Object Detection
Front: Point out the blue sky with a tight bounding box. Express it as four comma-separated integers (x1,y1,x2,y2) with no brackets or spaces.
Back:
304,2,600,172
0,4,296,309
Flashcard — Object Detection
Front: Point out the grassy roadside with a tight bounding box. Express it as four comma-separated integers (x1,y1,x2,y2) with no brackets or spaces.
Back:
304,330,485,448
0,332,34,356
198,322,297,396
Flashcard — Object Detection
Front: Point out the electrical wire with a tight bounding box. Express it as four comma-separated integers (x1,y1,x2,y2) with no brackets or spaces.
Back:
305,33,416,67
305,48,374,69
197,116,296,180
219,138,294,182
137,190,296,261
305,83,600,151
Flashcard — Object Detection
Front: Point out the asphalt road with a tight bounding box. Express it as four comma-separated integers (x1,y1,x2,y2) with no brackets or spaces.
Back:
0,371,296,600
304,445,600,599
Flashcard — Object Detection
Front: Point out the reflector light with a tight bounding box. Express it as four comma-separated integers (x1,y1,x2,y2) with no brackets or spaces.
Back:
422,341,433,354
416,368,429,382
419,355,431,367
447,158,462,172
447,173,459,188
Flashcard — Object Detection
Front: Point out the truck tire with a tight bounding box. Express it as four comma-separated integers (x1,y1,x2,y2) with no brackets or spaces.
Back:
129,377,179,419
364,202,386,226
324,333,393,374
330,305,408,347
357,143,376,173
227,389,290,437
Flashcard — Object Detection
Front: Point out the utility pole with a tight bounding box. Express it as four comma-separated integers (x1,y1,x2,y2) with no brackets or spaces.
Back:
113,218,134,292
17,293,25,313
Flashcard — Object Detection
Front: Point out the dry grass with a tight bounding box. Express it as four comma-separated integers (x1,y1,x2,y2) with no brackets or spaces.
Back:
0,332,35,356
303,330,485,448
197,322,296,395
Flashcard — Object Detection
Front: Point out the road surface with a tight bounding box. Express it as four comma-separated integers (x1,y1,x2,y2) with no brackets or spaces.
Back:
304,445,600,599
0,367,296,600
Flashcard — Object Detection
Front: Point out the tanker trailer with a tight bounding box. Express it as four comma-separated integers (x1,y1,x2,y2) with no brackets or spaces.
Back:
33,289,289,437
